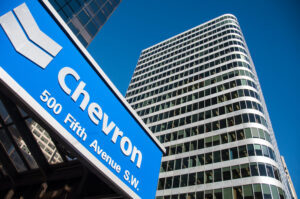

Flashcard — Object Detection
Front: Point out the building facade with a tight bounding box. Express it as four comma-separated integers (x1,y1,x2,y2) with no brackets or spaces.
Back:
281,156,297,199
49,0,121,47
126,14,292,199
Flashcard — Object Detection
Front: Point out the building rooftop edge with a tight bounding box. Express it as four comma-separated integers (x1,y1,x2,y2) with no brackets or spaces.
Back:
141,13,237,53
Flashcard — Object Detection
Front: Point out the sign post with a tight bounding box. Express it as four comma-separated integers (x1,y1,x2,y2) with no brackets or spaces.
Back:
0,1,165,198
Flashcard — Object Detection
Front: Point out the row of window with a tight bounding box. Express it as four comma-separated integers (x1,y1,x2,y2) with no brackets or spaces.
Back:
137,28,243,75
131,44,249,93
131,65,254,111
163,142,276,169
133,25,243,84
132,34,245,90
143,95,263,125
141,17,238,59
130,36,246,91
159,126,271,153
156,119,267,146
132,49,250,100
128,62,255,113
133,29,246,88
133,25,243,79
141,87,260,123
156,183,286,199
138,86,260,121
131,76,255,115
128,53,252,102
158,161,281,190
140,15,237,63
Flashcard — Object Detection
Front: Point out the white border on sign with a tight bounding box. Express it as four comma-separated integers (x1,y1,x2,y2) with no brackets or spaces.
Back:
41,0,166,154
0,67,141,199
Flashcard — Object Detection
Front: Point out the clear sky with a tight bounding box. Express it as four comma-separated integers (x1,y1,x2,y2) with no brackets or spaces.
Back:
88,0,300,195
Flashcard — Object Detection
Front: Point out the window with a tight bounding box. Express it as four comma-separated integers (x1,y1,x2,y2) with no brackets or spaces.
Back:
173,175,180,188
205,190,213,199
229,131,236,142
258,163,267,176
266,164,274,178
182,157,189,169
222,167,231,181
239,145,248,158
167,160,174,171
221,133,228,144
161,162,167,172
252,128,259,138
198,139,204,149
165,177,172,189
262,184,272,199
158,178,165,190
229,147,238,160
205,137,212,147
190,156,197,167
278,187,285,199
214,169,222,182
273,167,280,180
198,154,205,165
189,173,196,186
196,191,204,199
172,195,178,199
233,186,243,199
205,152,213,164
271,185,280,199
262,145,269,157
245,128,252,138
232,165,241,179
247,144,255,156
253,184,263,199
223,188,232,199
191,141,197,150
214,189,222,199
205,170,213,183
213,151,221,163
213,135,220,146
222,149,229,161
250,163,259,176
180,174,188,187
175,159,182,170
197,172,204,184
187,193,195,199
243,185,254,199
241,163,251,177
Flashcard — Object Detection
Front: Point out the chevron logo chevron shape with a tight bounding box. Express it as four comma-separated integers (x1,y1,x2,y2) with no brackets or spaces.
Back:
0,3,62,69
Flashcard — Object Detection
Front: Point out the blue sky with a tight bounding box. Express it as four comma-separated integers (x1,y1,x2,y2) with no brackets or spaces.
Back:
88,0,300,194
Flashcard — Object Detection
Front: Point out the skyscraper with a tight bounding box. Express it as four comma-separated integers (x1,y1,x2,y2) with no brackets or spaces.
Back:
126,14,292,199
49,0,121,47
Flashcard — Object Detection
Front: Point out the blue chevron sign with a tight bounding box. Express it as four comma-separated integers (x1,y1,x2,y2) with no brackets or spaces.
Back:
0,1,164,199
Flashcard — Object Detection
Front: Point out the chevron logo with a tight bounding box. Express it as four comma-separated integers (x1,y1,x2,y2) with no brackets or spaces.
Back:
0,3,62,69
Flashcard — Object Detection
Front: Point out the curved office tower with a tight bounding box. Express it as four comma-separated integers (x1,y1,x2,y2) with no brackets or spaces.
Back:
126,14,292,199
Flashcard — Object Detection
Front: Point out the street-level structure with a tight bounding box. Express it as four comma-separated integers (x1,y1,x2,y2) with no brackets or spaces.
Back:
126,14,292,199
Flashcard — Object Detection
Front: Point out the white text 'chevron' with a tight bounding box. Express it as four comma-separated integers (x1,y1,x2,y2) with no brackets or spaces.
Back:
0,3,62,69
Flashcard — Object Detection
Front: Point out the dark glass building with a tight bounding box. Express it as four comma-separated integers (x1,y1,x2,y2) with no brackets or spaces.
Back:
49,0,121,47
